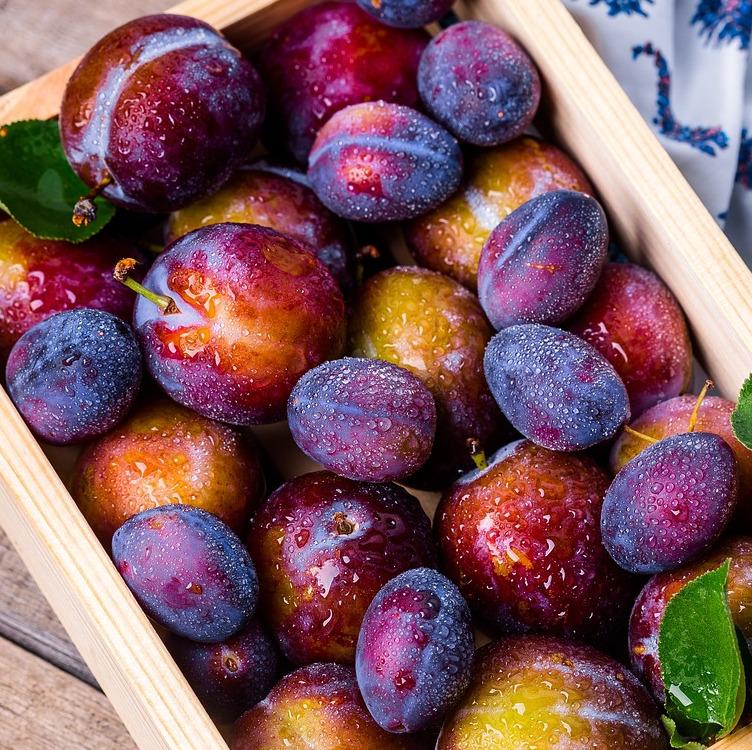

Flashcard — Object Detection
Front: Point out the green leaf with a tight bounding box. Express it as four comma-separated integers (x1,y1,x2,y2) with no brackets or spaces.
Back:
0,119,114,242
661,716,708,749
659,559,745,745
732,373,752,450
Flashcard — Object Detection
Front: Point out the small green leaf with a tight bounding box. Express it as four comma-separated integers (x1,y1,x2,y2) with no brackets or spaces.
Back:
732,373,752,450
0,119,114,242
659,559,745,745
661,716,708,749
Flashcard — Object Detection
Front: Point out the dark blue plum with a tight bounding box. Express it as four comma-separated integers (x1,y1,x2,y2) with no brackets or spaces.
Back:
112,505,258,642
355,0,455,28
5,308,142,445
287,357,436,482
483,324,630,451
601,432,738,574
355,567,474,733
418,21,541,146
167,617,280,722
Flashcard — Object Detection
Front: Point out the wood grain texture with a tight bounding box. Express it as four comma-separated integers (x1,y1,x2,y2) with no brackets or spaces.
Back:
0,636,135,750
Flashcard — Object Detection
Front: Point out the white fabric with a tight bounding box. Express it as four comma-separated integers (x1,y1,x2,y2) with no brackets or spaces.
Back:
561,0,752,262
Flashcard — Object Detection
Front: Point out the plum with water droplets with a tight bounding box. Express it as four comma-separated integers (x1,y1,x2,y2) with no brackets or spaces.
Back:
568,262,692,416
356,0,455,28
112,505,258,642
418,21,540,147
167,617,280,723
484,323,630,451
307,101,463,222
436,440,635,642
601,432,737,574
60,14,265,213
256,1,427,163
6,308,142,445
126,222,346,426
288,357,436,482
477,190,608,329
405,137,593,291
356,567,474,733
71,398,265,545
437,635,667,750
247,471,436,664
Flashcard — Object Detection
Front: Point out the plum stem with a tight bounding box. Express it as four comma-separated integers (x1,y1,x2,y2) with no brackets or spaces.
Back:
113,258,180,315
688,379,714,432
467,438,488,471
623,425,658,445
72,172,112,227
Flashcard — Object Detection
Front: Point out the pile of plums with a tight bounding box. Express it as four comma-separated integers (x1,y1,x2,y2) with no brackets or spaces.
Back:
2,3,750,749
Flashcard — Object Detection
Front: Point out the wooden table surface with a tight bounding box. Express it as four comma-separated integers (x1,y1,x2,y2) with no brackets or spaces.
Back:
0,4,165,746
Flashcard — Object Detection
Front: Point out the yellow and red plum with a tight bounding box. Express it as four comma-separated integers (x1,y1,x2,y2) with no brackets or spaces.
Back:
6,309,142,445
288,357,436,482
166,167,354,290
256,1,427,163
355,567,474,733
405,137,593,290
131,223,346,426
71,399,264,545
418,21,540,147
478,191,608,329
628,536,752,702
0,222,141,354
247,471,436,664
437,635,667,750
167,617,280,723
60,14,265,213
231,663,425,750
349,267,504,488
356,0,455,28
568,263,692,417
112,505,258,642
484,324,630,451
436,440,635,642
307,101,463,222
601,433,738,574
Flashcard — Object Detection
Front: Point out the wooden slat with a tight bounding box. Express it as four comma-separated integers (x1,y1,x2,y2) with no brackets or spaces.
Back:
0,636,134,750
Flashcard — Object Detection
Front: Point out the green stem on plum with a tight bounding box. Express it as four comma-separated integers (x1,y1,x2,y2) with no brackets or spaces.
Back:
113,258,180,315
72,172,113,227
467,437,488,471
623,425,659,445
688,379,714,432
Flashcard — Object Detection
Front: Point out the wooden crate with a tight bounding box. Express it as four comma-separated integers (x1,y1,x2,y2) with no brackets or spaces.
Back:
0,0,751,748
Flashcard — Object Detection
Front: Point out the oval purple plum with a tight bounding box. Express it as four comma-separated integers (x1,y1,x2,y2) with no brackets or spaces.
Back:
356,0,455,28
112,505,258,642
477,191,608,330
483,324,630,451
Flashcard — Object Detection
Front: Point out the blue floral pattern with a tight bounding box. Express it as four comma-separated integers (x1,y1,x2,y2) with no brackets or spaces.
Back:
692,0,752,49
585,0,653,16
737,128,752,188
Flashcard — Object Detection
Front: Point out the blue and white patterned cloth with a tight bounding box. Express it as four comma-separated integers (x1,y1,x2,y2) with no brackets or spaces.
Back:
561,0,752,263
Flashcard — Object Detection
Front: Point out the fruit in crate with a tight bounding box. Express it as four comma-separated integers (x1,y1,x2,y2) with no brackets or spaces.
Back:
6,309,142,445
356,0,455,28
477,190,608,329
628,536,752,702
167,618,280,723
405,137,593,290
59,14,265,213
288,357,437,483
349,267,504,487
436,440,635,642
247,471,436,664
484,324,630,451
123,223,346,426
71,399,265,544
355,567,474,733
437,635,667,749
231,663,425,749
307,101,463,222
113,505,258,642
568,262,693,416
418,20,541,146
256,1,427,163
0,221,142,354
165,166,354,290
